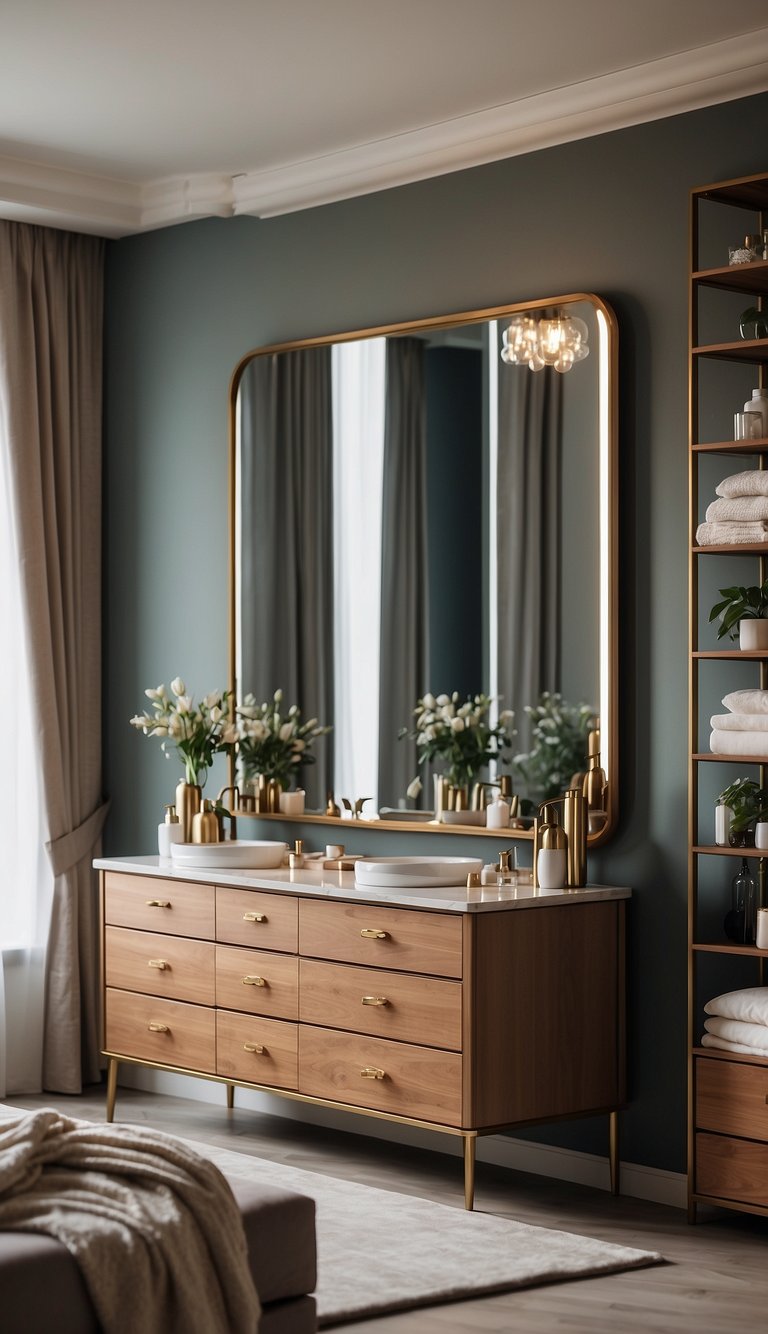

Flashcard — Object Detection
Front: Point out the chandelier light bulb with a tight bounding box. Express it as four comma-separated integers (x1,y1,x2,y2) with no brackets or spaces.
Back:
501,312,589,373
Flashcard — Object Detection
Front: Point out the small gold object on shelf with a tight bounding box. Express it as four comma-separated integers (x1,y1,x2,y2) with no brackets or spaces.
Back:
325,791,341,817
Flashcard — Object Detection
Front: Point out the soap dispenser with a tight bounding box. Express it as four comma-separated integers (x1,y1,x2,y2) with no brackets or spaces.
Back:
158,804,182,859
191,799,220,844
536,804,568,890
583,729,608,814
486,787,511,829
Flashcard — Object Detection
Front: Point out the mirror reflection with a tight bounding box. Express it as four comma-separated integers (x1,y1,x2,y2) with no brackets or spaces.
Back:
231,295,616,839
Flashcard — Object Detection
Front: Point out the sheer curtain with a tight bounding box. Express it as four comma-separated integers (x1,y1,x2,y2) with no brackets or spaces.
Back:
0,221,105,1095
331,338,386,806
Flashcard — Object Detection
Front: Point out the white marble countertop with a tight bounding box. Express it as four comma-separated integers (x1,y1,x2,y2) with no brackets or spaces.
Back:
94,855,631,914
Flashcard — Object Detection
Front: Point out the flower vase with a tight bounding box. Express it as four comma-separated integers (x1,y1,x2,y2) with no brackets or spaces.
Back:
175,779,202,842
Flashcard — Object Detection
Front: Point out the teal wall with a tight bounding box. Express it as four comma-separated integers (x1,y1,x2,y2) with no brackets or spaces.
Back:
104,92,768,1175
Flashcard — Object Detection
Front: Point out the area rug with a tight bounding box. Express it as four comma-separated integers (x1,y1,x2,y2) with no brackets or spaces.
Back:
184,1137,663,1328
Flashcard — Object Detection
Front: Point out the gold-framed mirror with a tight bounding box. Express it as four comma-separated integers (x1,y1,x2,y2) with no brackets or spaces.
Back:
228,294,618,844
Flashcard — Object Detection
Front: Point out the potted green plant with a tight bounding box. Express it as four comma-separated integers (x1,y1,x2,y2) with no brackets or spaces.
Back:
512,692,595,812
709,580,768,650
716,777,768,847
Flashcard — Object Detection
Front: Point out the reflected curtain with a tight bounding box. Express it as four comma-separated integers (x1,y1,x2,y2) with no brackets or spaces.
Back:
378,338,429,807
239,348,334,807
0,220,106,1093
497,364,562,753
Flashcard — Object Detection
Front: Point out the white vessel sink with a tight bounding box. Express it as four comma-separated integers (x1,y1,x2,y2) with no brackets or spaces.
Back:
355,856,482,889
170,840,286,870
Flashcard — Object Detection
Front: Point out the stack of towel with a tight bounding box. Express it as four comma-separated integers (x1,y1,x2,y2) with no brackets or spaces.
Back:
702,987,768,1056
696,469,768,546
710,688,768,757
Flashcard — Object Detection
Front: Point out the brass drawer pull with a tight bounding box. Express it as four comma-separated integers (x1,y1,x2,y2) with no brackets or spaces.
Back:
243,1042,265,1054
360,1066,385,1080
147,1022,169,1033
148,959,168,970
361,995,389,1006
360,928,388,940
242,975,267,987
145,899,171,908
242,912,267,923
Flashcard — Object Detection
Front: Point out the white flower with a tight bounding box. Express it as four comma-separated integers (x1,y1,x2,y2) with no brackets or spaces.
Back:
292,739,306,752
458,702,471,718
221,723,238,745
210,705,223,723
171,677,186,697
145,687,161,700
499,709,514,725
451,716,465,732
406,776,422,799
436,693,450,707
422,693,436,710
279,721,294,741
176,694,192,714
149,725,168,737
289,704,299,716
273,688,283,703
204,690,221,708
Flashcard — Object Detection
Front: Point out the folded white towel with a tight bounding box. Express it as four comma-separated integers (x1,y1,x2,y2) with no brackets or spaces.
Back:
700,1033,766,1056
717,470,768,499
722,689,768,714
696,520,768,545
704,986,768,1025
710,728,768,756
706,495,768,523
704,1016,768,1051
710,712,768,732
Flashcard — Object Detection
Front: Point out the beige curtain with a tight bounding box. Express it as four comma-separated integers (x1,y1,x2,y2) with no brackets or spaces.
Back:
0,221,107,1092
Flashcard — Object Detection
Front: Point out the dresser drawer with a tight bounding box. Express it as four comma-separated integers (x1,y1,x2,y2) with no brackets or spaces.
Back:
104,873,214,939
216,888,298,952
105,988,215,1072
299,959,462,1050
105,927,215,1005
696,1131,768,1206
216,1011,298,1089
298,1025,463,1126
216,945,298,1020
696,1056,768,1142
299,900,462,978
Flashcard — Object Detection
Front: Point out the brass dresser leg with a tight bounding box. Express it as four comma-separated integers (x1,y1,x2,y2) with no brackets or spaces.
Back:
609,1110,620,1195
463,1134,476,1210
105,1056,118,1123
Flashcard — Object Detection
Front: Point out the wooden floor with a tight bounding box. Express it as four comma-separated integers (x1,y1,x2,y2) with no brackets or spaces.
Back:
5,1086,768,1333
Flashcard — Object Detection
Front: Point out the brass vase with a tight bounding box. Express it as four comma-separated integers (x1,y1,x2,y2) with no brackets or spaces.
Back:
175,779,202,842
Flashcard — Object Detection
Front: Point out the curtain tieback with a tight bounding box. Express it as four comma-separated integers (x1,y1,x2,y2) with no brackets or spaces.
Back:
46,799,111,879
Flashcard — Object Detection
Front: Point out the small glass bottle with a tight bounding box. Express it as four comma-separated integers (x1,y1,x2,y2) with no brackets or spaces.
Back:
724,858,757,944
497,848,518,889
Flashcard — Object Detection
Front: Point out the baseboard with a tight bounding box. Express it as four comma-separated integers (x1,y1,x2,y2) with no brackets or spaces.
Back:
117,1065,687,1211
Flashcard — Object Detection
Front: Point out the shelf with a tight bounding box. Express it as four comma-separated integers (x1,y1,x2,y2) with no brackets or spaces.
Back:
693,650,768,659
692,259,768,295
692,1045,768,1069
693,844,768,858
693,543,768,554
693,753,768,766
692,338,768,365
693,943,768,957
695,174,768,211
232,808,536,840
693,437,768,455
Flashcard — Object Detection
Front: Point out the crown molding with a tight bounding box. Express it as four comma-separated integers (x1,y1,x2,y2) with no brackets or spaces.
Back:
0,29,766,236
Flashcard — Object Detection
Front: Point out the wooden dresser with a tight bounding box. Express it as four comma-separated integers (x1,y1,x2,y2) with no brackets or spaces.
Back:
97,857,629,1207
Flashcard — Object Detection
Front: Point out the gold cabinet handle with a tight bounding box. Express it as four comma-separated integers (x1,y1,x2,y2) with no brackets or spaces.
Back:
242,975,267,987
147,1022,169,1033
145,899,171,908
243,1042,265,1054
242,912,267,923
360,928,388,940
361,995,389,1006
360,1066,385,1079
148,959,168,970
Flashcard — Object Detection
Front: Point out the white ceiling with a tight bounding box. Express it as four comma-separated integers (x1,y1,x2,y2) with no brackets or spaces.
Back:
1,0,767,237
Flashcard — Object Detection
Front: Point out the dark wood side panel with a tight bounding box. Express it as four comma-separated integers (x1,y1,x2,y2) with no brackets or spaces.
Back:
470,901,621,1128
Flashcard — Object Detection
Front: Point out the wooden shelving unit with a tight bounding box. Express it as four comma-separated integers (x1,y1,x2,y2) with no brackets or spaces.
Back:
689,170,768,1223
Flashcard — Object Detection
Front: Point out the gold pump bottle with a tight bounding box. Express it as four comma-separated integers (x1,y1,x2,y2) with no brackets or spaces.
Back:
583,729,608,814
191,798,220,844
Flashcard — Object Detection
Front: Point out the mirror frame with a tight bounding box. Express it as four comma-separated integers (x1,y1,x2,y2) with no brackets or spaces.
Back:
228,293,618,844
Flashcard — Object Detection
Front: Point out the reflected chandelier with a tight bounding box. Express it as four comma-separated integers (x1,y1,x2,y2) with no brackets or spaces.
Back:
500,312,589,373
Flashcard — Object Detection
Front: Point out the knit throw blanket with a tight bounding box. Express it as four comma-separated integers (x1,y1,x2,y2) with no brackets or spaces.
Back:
0,1109,260,1334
